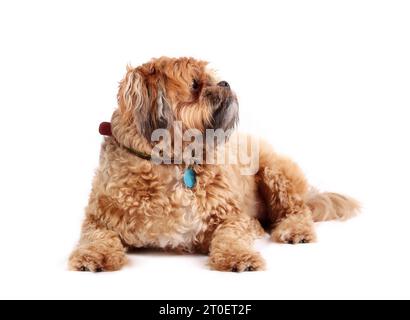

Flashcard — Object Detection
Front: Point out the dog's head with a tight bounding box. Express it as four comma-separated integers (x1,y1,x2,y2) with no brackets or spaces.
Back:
117,57,239,143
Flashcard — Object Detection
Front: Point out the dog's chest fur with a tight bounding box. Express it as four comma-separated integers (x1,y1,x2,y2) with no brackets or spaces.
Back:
93,142,249,252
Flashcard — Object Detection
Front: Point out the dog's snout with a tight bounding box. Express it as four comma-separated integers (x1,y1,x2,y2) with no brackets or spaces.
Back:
217,81,230,88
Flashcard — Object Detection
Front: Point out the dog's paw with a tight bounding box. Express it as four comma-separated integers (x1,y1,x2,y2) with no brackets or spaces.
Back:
68,244,127,272
209,250,265,272
271,212,316,244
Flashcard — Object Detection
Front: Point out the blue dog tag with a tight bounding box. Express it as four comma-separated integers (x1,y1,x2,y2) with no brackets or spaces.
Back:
183,167,196,189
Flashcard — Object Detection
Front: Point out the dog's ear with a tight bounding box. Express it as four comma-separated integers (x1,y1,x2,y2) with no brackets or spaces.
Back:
117,65,149,124
117,65,173,141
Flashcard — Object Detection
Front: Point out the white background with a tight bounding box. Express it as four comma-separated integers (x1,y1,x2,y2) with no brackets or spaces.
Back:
0,0,409,300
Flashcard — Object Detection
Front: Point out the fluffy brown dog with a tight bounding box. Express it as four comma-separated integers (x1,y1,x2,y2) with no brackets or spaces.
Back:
69,57,359,272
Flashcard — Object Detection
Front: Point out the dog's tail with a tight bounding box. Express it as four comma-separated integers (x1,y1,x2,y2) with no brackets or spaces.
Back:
305,188,360,222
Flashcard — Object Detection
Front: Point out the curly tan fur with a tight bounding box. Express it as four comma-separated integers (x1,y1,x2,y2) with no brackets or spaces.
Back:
69,57,359,272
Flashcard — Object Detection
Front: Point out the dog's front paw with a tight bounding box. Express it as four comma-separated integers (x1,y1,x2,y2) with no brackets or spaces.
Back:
209,250,265,272
68,243,127,272
271,212,316,244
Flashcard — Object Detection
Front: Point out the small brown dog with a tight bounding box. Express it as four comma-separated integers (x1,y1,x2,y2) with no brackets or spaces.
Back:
69,57,359,272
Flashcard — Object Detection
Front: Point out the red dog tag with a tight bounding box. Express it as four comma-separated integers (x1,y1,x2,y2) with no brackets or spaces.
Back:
99,122,112,136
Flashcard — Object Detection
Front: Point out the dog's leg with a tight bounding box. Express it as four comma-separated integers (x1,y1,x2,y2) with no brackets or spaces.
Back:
208,217,265,272
257,141,316,244
68,217,127,272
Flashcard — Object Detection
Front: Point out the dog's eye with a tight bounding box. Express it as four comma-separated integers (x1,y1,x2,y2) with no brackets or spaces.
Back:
191,79,200,91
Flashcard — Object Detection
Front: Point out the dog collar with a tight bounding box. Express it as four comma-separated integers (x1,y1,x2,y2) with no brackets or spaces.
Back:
99,122,197,188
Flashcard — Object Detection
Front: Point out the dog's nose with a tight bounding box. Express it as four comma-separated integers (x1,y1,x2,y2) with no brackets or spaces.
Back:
217,81,230,88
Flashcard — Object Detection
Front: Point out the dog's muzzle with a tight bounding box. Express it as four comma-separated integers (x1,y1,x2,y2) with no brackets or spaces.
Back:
204,83,239,131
